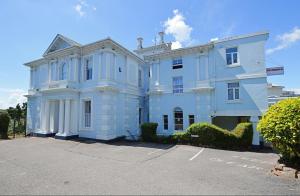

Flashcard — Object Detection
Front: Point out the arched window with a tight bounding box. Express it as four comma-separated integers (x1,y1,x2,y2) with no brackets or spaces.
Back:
59,63,67,80
174,107,183,130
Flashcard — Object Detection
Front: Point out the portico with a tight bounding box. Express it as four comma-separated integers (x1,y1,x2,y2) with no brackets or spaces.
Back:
38,98,78,139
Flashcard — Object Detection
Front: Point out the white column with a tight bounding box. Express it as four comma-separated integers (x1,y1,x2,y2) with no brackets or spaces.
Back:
250,116,260,146
64,99,71,136
58,99,65,134
45,100,50,133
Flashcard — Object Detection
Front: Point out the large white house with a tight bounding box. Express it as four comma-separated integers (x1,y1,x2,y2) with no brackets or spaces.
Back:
25,31,269,145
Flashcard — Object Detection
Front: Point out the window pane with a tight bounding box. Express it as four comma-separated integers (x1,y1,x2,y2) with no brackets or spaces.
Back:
226,47,237,53
228,89,234,100
233,53,238,63
173,77,183,93
189,115,195,125
163,115,168,130
235,88,239,99
226,53,232,65
228,82,239,88
174,110,183,130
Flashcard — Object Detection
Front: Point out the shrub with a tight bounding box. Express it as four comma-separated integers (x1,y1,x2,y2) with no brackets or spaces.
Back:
155,135,173,144
257,98,300,161
186,122,253,148
0,112,10,139
232,123,253,148
172,131,190,144
141,122,158,142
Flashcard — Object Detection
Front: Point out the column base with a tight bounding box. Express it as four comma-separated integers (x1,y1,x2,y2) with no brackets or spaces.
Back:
55,133,79,140
31,130,56,137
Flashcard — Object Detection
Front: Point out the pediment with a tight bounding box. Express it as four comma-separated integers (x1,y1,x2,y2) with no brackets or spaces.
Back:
43,34,81,56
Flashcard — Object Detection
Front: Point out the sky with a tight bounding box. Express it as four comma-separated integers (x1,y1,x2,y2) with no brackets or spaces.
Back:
0,0,300,109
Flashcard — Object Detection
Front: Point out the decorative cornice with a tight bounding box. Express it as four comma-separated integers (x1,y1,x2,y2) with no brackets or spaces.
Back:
144,43,213,61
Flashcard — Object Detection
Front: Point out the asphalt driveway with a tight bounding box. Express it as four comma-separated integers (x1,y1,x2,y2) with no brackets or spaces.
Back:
0,137,299,195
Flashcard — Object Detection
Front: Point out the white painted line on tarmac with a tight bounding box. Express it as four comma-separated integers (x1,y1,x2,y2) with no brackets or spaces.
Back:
189,148,205,161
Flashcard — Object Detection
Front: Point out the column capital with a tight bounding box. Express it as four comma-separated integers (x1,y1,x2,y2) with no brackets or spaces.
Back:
250,116,259,123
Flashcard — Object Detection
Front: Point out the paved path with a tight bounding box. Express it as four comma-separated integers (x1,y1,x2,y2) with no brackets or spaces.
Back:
0,137,299,195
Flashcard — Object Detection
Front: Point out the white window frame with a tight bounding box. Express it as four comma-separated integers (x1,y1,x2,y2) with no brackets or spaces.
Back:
227,82,240,101
59,62,67,81
174,107,183,131
163,115,168,130
226,47,239,66
83,56,93,81
172,57,183,69
82,99,92,129
173,76,183,93
188,114,195,126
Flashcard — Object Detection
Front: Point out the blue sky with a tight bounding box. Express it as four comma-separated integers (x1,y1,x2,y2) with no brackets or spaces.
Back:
0,0,300,109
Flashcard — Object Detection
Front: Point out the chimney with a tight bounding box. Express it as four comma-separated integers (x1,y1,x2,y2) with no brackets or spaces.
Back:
137,37,143,50
158,31,165,44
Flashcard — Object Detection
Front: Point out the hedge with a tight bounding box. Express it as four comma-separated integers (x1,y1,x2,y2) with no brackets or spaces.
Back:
140,122,253,149
180,122,253,148
0,112,10,139
141,122,158,142
257,98,300,161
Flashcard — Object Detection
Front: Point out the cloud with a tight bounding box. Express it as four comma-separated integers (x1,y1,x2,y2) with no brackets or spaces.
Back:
0,88,27,109
266,27,300,55
164,9,193,49
74,3,85,17
171,41,182,50
74,0,97,17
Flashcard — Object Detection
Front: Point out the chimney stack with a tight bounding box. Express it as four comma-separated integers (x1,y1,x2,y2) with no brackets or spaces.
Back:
158,31,165,44
137,37,143,49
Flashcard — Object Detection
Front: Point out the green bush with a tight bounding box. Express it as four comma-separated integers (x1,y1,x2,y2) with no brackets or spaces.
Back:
232,123,253,148
155,135,173,144
172,131,190,144
141,122,158,142
0,113,10,139
186,122,253,148
257,98,300,161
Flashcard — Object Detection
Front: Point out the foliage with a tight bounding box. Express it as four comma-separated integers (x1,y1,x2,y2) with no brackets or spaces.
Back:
0,113,10,139
6,103,27,138
171,131,190,144
141,122,158,142
257,98,300,161
232,123,253,148
185,122,253,148
143,121,253,149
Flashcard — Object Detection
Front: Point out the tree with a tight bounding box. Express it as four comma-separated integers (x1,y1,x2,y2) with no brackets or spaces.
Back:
16,104,22,132
257,98,300,162
7,107,17,138
0,112,10,139
22,103,27,136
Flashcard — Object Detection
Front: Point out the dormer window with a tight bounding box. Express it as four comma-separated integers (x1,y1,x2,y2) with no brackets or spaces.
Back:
172,58,183,69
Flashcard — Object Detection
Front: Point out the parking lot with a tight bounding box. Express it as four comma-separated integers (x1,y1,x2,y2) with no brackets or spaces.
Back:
0,137,299,195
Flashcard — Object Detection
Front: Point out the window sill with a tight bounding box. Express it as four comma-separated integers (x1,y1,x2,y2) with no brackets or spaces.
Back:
226,99,242,104
227,63,241,68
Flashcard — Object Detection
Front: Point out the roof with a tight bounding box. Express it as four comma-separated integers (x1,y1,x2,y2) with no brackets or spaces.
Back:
212,31,269,44
25,35,144,67
43,34,82,56
143,31,269,60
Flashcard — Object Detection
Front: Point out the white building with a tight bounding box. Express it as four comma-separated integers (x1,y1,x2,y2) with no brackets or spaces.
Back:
25,35,147,140
268,83,300,106
25,31,269,146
